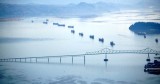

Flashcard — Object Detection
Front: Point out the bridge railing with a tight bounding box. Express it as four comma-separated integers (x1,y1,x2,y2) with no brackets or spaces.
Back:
85,48,160,55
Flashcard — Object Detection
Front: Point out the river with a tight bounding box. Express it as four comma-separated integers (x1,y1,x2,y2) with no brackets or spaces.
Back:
0,10,160,84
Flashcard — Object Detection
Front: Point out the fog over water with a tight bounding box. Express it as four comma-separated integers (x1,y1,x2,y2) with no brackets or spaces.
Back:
0,0,160,84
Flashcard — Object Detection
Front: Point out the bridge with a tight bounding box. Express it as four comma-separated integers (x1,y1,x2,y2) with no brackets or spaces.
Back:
86,47,160,62
0,48,160,64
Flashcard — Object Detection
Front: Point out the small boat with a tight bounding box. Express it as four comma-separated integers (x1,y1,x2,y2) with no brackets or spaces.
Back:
144,35,146,38
155,38,158,43
31,20,34,23
68,26,74,28
144,56,160,74
43,21,48,24
71,30,75,34
110,41,115,46
58,24,65,27
99,38,104,43
79,33,83,37
53,23,59,25
89,35,94,39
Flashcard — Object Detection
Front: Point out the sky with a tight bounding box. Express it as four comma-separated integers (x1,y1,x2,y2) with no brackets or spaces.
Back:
0,0,142,5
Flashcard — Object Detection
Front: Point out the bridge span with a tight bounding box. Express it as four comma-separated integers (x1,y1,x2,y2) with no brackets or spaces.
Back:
86,48,160,55
85,48,160,62
0,48,160,64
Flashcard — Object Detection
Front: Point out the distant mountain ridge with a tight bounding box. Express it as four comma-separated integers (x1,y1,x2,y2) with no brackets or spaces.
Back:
0,2,120,18
0,1,159,18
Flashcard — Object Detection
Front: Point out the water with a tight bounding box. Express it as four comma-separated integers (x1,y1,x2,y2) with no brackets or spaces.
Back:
0,10,160,84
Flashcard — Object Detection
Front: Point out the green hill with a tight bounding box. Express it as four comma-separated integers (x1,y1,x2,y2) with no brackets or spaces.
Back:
129,22,160,35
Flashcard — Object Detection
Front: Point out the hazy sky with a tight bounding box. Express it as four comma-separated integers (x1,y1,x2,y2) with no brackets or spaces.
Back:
0,0,142,5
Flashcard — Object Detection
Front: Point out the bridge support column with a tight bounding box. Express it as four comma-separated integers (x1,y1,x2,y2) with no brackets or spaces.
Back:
60,57,61,63
72,56,73,64
48,58,49,63
30,58,31,63
104,54,108,61
36,58,37,63
25,58,26,63
146,53,150,63
84,55,85,65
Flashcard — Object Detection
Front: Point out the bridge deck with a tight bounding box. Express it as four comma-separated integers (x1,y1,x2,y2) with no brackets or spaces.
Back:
0,48,160,64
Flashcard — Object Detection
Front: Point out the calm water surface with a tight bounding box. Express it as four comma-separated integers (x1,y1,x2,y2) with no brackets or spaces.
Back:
0,10,160,84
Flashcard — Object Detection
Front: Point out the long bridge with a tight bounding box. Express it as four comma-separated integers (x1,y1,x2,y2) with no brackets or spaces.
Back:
0,48,160,64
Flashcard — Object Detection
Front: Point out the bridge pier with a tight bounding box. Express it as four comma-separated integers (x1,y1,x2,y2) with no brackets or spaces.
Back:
30,58,31,63
48,58,49,63
72,56,73,64
25,58,26,62
36,58,37,63
104,54,108,61
60,57,61,63
146,53,150,62
84,55,85,65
